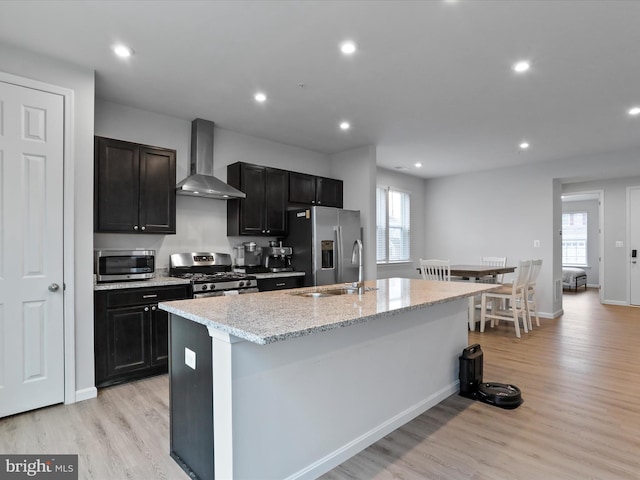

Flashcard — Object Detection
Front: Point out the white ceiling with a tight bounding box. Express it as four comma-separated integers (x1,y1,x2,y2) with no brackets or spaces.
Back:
2,0,640,179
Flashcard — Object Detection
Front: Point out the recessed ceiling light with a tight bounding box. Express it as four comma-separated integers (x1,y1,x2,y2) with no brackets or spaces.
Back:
340,41,357,55
254,92,267,103
112,44,133,58
519,142,530,150
512,61,530,73
415,162,423,168
628,106,640,116
339,121,351,130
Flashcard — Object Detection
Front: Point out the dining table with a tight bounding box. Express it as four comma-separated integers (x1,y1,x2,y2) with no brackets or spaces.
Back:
417,264,517,330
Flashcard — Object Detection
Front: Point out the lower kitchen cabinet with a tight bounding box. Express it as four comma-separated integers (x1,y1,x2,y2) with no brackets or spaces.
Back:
94,284,191,387
257,275,304,292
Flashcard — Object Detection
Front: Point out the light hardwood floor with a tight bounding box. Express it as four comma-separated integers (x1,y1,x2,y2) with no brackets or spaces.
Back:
2,289,639,479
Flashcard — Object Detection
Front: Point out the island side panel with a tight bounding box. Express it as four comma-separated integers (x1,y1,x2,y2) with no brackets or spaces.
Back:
169,314,214,480
217,298,469,480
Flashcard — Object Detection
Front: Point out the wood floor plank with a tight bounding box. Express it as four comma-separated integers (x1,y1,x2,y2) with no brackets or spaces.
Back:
1,289,638,479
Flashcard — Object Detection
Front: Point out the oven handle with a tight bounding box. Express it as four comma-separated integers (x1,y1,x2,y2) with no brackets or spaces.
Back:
193,287,259,299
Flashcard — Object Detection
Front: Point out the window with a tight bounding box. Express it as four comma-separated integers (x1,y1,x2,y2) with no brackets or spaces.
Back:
562,212,588,266
377,186,411,263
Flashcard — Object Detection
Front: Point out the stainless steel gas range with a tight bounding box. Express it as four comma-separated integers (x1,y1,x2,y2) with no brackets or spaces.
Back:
169,252,258,298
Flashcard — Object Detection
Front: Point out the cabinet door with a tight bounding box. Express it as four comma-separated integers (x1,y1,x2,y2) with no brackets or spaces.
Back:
139,146,176,233
289,172,317,204
239,163,267,235
95,137,140,232
105,305,151,378
316,177,344,208
257,276,304,292
264,168,288,236
150,306,169,366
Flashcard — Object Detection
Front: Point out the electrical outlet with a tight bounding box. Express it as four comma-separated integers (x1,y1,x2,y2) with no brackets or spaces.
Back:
533,240,540,248
185,347,196,370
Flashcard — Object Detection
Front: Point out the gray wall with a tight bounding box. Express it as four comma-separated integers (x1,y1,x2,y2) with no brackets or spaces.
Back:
0,44,96,395
424,150,640,317
331,146,377,281
561,198,600,286
375,167,426,280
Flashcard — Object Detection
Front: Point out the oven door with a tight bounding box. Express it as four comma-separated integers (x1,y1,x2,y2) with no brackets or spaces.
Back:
193,287,259,299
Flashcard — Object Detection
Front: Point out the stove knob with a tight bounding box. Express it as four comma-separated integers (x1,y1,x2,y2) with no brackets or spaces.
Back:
239,281,245,287
201,284,208,291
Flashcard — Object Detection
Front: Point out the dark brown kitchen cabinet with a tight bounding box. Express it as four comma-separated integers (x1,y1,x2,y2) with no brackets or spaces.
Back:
94,136,176,234
227,162,288,236
94,284,190,387
257,275,304,292
289,172,343,208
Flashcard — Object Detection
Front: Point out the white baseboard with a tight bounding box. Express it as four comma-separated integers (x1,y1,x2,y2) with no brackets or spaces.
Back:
602,300,628,306
73,387,98,403
286,381,459,480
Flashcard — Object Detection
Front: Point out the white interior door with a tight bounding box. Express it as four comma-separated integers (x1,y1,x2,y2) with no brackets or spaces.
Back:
630,187,640,306
0,81,65,417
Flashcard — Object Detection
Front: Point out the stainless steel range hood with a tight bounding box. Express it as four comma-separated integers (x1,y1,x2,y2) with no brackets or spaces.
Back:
175,119,246,199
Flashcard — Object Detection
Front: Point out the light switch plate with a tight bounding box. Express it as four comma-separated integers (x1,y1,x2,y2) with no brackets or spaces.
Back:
185,347,196,370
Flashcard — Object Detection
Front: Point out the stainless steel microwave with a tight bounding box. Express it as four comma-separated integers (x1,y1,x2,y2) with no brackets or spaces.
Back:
95,249,155,282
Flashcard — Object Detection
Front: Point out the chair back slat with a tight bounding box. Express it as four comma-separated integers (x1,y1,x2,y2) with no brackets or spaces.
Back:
527,259,543,287
480,256,507,283
419,259,451,282
513,260,532,293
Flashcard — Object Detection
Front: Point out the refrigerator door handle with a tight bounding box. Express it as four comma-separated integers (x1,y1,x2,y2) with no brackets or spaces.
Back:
335,225,343,283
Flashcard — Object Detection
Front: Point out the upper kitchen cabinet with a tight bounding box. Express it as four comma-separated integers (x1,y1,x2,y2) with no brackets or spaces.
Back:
289,172,343,208
227,162,288,236
94,136,176,234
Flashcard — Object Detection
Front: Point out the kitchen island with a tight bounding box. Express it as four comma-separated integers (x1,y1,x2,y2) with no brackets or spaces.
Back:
159,278,497,480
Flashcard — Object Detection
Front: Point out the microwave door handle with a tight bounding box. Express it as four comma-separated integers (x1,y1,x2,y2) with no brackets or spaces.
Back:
336,225,343,283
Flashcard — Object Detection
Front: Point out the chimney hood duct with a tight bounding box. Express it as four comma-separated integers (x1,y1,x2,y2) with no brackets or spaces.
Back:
175,118,246,199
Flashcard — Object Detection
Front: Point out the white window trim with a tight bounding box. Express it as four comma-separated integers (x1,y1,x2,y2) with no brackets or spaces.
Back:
376,185,411,264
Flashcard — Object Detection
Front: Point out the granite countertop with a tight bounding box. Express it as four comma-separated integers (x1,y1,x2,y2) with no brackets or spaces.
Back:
94,275,190,291
159,277,498,345
94,270,305,291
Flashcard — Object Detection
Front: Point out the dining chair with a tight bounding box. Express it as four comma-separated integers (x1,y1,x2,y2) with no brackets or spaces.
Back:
480,256,507,283
524,259,543,330
480,260,532,338
474,256,508,313
419,259,451,281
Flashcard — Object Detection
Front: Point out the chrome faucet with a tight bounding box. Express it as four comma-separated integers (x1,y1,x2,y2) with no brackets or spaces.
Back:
351,239,364,294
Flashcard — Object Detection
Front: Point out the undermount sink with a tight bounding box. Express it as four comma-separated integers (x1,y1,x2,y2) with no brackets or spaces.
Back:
292,286,376,298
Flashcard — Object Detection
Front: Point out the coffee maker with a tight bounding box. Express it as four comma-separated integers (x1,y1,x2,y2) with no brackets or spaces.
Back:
262,241,293,272
233,242,267,273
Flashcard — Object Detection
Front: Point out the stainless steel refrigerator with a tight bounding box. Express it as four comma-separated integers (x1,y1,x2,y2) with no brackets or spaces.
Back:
285,206,362,287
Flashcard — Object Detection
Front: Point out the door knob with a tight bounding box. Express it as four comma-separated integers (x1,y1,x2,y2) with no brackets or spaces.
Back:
48,283,60,292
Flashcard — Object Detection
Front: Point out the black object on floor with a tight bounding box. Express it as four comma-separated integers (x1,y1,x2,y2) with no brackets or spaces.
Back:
459,344,523,409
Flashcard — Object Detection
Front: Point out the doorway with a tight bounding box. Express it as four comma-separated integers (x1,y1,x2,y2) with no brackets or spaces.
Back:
561,191,604,303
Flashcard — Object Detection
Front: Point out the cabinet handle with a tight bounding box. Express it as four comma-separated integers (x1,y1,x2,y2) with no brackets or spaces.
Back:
144,306,149,312
151,305,157,311
134,225,139,231
142,294,158,299
276,282,286,287
266,230,271,233
317,201,322,205
141,226,146,231
262,230,266,233
311,200,315,204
